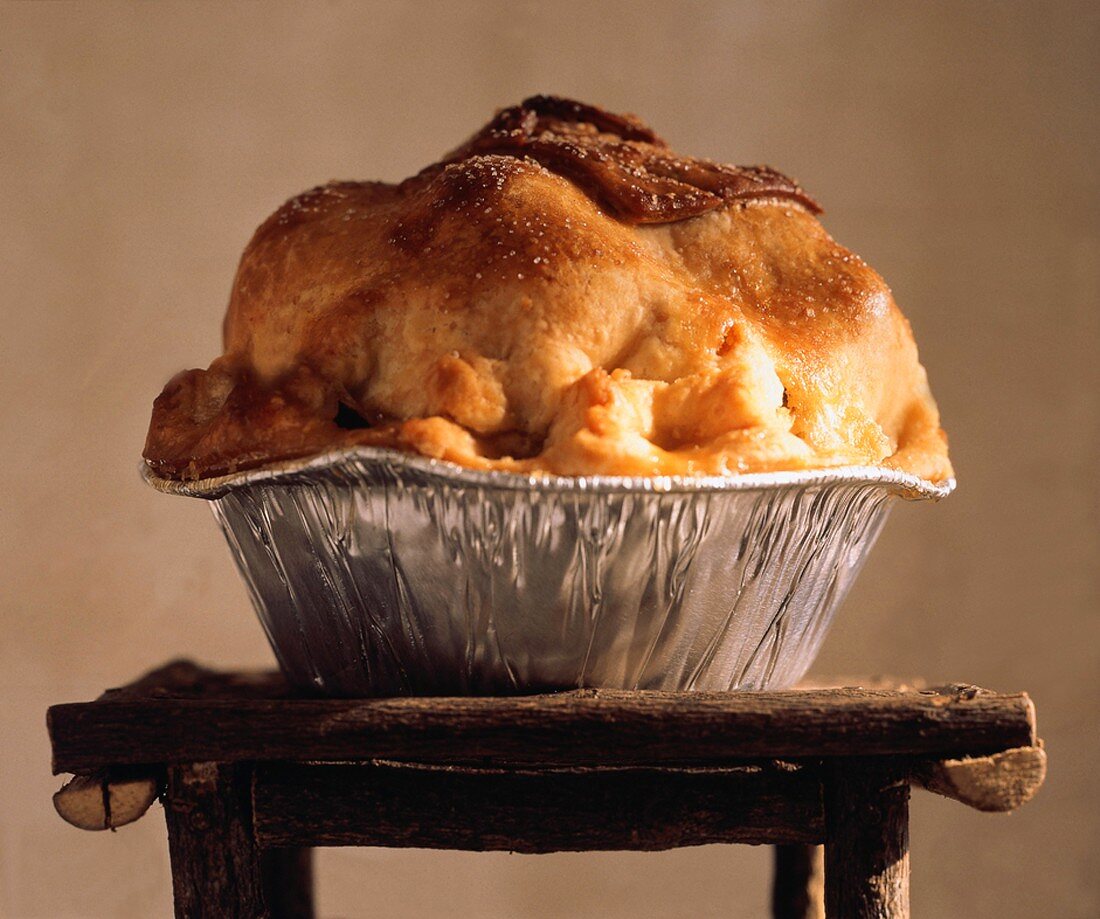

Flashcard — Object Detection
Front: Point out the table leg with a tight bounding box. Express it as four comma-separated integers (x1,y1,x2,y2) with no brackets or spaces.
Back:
824,761,910,918
772,844,824,919
262,848,315,919
164,762,267,918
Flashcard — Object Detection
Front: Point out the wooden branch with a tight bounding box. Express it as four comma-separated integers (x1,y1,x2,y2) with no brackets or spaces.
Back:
253,760,825,851
48,682,1036,773
912,745,1047,812
163,762,266,918
44,661,1050,918
824,761,910,919
771,844,824,919
261,848,314,919
52,769,160,831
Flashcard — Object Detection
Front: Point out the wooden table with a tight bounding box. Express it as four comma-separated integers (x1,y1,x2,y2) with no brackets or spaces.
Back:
47,661,1045,919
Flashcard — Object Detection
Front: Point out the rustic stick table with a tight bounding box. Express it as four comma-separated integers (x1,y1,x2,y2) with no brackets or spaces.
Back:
47,661,1045,919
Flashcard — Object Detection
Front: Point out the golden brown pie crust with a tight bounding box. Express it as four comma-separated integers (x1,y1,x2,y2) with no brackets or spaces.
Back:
144,96,952,483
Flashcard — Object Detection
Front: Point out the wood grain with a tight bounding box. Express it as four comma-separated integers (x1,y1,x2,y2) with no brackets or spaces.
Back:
824,760,910,919
913,745,1047,812
163,762,266,919
48,664,1036,773
52,768,160,831
253,760,825,851
47,661,1048,918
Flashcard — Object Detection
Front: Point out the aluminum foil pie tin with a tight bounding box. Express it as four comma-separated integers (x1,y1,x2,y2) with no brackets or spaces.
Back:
144,449,953,697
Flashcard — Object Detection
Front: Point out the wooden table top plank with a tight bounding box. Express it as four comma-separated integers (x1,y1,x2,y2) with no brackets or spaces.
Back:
47,660,1036,774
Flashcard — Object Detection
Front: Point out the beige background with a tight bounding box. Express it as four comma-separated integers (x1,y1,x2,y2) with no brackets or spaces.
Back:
2,1,1098,916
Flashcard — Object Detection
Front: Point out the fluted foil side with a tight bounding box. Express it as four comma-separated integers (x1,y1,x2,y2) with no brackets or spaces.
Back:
177,451,938,696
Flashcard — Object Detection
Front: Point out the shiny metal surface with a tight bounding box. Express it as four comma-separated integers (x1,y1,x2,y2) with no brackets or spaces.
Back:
145,449,953,696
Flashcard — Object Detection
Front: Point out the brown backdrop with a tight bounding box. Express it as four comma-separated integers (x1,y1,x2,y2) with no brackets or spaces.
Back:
2,2,1097,916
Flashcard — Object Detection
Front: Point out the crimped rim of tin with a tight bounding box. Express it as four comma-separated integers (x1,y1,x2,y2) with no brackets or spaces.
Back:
142,446,955,502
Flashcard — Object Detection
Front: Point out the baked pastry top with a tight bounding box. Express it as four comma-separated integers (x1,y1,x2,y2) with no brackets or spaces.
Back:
144,96,952,482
